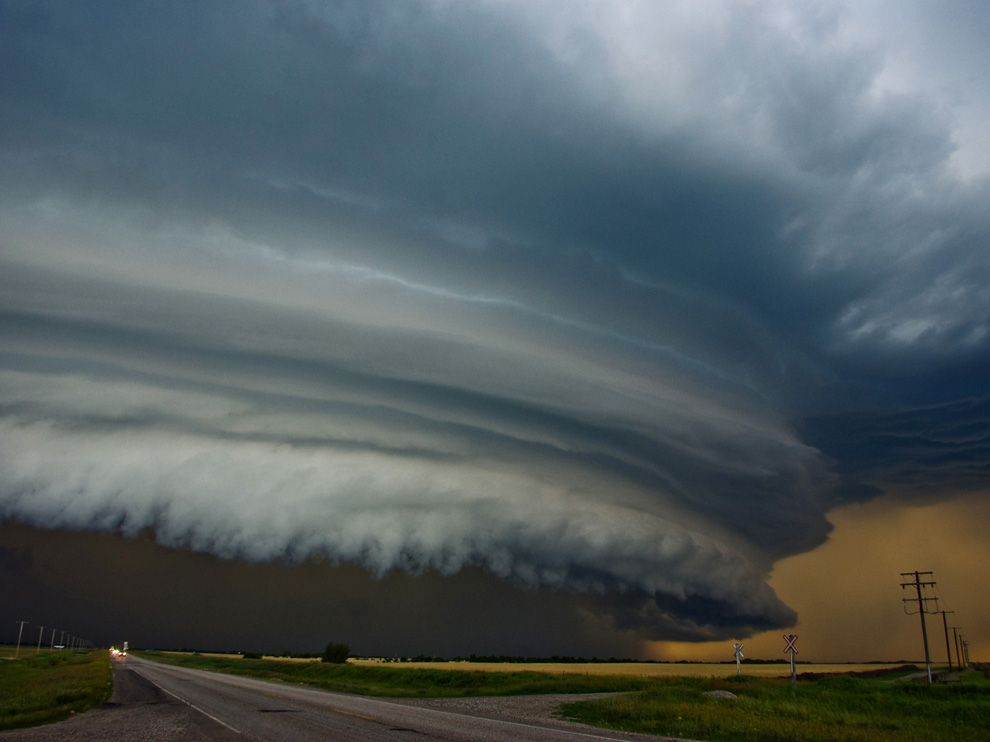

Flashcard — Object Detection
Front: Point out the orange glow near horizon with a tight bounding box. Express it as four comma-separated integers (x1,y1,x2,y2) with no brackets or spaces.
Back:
648,492,989,663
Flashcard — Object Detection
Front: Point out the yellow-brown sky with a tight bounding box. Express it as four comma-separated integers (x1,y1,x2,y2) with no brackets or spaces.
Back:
651,492,989,663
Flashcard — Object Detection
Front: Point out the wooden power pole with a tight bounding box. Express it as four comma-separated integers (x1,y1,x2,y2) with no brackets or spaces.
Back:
901,571,937,684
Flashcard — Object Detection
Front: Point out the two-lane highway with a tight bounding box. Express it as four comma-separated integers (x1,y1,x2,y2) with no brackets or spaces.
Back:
118,654,676,741
1,653,683,741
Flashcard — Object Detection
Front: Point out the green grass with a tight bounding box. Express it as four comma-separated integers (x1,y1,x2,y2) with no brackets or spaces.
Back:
560,671,990,742
0,648,112,730
135,651,654,697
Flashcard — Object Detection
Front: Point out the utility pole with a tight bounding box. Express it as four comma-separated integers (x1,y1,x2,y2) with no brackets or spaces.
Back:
900,571,937,684
951,627,962,668
50,628,56,650
15,620,28,658
962,639,970,667
939,610,955,671
36,625,45,654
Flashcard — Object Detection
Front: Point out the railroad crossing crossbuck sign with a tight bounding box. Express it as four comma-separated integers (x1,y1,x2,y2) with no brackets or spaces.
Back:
732,642,744,659
783,634,798,655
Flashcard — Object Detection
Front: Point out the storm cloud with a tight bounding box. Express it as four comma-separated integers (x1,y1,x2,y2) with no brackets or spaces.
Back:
1,0,988,643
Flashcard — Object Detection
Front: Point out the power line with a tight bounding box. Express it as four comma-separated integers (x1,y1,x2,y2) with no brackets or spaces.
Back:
901,570,938,684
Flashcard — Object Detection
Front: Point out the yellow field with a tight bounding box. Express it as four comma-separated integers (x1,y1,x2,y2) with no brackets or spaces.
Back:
152,651,908,678
349,660,906,677
161,651,244,660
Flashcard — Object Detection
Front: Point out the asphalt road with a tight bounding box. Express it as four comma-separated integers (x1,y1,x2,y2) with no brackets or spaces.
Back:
123,654,659,741
0,654,683,741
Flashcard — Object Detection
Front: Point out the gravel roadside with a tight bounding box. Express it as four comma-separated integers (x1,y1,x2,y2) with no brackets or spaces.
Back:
0,665,238,741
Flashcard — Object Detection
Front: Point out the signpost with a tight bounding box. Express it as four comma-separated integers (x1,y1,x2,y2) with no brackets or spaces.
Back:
732,642,744,676
783,634,798,688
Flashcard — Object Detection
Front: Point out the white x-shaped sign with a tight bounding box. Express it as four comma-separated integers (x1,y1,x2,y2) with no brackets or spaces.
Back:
783,634,799,654
732,642,744,658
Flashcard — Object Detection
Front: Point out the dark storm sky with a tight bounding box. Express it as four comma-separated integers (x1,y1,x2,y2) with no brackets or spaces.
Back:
1,1,988,652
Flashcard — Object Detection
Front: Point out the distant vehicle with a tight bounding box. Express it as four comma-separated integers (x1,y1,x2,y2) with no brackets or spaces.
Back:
109,646,127,657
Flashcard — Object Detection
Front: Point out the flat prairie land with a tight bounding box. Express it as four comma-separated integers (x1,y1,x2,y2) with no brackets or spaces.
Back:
159,652,909,677
137,651,657,696
159,650,244,660
157,651,910,677
0,648,111,730
562,670,990,742
0,647,63,660
349,659,906,677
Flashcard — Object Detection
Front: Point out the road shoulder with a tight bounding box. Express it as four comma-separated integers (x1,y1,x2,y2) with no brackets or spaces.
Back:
0,658,239,741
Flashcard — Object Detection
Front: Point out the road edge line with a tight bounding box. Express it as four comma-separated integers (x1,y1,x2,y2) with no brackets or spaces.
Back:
140,673,242,734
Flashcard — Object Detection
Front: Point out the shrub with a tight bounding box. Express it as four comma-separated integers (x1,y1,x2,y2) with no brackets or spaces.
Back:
321,642,350,664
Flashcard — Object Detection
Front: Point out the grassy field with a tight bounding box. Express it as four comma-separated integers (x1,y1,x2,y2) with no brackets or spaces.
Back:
561,671,990,742
138,651,655,696
0,647,111,731
349,659,907,678
163,652,906,678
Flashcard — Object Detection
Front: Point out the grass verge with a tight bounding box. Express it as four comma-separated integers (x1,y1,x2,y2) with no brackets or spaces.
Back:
0,649,112,731
135,651,653,697
560,671,990,742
